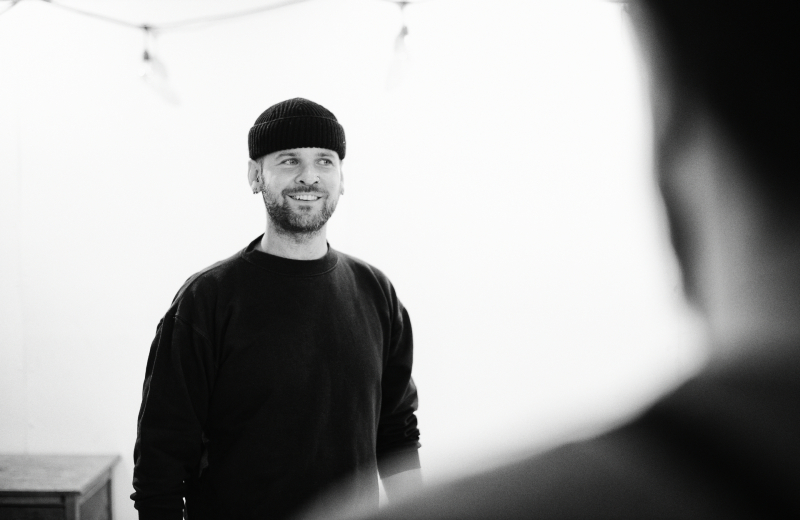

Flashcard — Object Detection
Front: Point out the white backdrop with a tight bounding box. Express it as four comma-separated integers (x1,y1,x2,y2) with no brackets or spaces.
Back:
0,0,705,518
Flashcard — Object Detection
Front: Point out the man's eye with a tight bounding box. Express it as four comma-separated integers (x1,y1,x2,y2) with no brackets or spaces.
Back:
282,159,298,165
319,159,332,165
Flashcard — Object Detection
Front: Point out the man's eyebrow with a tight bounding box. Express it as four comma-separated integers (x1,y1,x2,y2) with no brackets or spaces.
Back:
274,152,298,159
316,151,334,157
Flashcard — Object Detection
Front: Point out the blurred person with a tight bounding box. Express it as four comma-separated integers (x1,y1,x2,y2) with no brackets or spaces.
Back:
131,98,421,520
347,1,800,518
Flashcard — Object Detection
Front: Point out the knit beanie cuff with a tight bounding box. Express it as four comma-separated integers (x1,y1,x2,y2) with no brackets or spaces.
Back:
248,103,346,161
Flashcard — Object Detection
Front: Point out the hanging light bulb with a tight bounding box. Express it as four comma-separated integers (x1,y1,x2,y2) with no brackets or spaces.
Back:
139,25,180,105
394,24,409,57
386,1,410,90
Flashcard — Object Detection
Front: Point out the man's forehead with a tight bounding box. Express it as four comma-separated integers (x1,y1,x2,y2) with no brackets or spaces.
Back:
271,148,338,158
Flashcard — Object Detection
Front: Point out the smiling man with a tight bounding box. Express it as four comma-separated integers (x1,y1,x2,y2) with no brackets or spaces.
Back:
131,98,421,520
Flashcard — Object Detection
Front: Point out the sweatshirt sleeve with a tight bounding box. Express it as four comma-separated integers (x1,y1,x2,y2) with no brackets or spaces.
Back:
376,293,421,479
131,311,216,519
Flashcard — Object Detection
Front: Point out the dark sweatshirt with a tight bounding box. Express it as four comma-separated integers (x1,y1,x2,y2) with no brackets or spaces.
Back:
131,237,420,520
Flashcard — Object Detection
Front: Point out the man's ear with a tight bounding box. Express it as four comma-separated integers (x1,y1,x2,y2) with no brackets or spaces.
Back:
248,159,261,193
339,164,345,195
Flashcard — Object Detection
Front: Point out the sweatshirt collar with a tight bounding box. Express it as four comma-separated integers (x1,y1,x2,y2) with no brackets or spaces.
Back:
241,235,339,277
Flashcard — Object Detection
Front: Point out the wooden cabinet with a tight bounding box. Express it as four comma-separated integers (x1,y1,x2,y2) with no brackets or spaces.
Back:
0,454,120,520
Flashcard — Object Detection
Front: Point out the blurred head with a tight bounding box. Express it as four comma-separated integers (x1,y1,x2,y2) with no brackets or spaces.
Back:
628,1,800,305
247,98,347,237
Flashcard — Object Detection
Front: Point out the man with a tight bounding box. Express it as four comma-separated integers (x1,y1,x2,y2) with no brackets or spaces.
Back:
354,1,800,518
131,98,422,520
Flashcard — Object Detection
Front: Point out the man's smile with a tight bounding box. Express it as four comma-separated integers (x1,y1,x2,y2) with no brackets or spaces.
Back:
289,194,322,201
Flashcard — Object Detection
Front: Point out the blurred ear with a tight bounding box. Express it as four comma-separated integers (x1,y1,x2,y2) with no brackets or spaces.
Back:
339,166,345,195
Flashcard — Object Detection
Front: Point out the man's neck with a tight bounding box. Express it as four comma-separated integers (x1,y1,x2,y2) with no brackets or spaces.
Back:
694,149,800,357
667,112,800,361
705,234,800,357
257,224,328,260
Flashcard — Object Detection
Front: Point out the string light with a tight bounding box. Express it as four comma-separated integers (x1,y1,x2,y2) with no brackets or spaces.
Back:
0,0,22,16
386,1,410,89
5,0,434,97
139,26,179,105
35,0,319,104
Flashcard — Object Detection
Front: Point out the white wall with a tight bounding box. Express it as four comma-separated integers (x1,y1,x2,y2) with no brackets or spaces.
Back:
0,1,705,518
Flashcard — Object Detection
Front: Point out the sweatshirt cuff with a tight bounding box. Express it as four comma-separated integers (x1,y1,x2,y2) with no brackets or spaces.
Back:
377,448,421,479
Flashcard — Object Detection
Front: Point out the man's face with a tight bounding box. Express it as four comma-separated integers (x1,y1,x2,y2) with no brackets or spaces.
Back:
259,147,343,236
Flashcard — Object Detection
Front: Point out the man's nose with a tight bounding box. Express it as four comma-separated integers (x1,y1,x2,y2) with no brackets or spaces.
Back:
297,164,319,185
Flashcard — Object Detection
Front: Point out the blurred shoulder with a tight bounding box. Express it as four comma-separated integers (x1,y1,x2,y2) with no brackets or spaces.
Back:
366,432,717,519
365,365,800,520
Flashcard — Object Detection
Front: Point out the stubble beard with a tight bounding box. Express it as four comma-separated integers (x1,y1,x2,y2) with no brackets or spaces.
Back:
263,188,338,238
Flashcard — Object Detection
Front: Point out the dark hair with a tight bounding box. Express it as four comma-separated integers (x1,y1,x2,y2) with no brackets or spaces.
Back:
638,1,799,209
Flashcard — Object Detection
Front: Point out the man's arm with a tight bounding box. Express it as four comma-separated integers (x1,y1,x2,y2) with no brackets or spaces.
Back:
131,313,214,519
375,287,422,502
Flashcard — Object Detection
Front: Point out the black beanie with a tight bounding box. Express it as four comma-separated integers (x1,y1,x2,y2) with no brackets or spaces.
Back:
248,98,346,161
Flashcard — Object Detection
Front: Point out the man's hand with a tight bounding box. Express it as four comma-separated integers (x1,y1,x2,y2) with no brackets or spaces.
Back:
382,468,423,504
